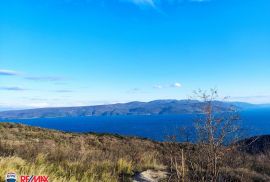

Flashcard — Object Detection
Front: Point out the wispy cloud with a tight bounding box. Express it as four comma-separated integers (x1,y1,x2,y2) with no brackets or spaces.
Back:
0,68,67,83
0,98,127,109
190,0,210,2
24,76,66,82
154,82,182,89
126,88,142,93
125,0,155,7
229,95,270,104
0,86,27,91
0,69,20,76
122,0,166,14
153,85,163,89
123,0,210,8
53,89,73,93
231,95,270,99
171,82,182,88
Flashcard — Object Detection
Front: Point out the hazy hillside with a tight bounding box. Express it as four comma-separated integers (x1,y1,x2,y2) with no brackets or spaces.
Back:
0,100,256,119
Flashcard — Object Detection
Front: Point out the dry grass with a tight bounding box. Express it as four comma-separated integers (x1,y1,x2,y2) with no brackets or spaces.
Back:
0,122,270,182
0,123,164,182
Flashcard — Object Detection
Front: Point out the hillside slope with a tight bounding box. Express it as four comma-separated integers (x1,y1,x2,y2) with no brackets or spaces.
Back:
0,123,269,182
0,100,255,119
237,135,270,154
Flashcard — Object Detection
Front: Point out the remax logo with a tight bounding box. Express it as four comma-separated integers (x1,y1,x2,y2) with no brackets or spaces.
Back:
20,176,48,182
6,172,16,182
5,173,48,182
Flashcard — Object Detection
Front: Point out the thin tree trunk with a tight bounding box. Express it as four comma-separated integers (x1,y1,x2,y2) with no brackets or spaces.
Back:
181,149,185,182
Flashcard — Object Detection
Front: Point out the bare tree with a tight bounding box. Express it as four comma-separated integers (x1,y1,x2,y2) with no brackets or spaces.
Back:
165,89,245,181
190,89,241,181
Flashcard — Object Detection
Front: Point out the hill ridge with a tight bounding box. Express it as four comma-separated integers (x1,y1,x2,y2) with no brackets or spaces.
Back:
0,99,257,120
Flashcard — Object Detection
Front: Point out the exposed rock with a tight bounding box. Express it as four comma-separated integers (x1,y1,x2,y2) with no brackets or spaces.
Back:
133,170,168,182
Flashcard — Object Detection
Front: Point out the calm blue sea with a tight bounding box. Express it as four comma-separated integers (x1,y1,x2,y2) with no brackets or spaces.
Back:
2,108,270,141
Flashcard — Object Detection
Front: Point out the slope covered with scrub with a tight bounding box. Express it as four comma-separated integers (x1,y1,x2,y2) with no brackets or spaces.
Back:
0,122,270,182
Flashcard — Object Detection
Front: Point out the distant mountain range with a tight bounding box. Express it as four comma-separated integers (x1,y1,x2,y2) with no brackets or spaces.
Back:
0,100,264,120
0,107,23,112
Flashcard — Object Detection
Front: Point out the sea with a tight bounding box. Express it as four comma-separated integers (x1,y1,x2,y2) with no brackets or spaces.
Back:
2,107,270,141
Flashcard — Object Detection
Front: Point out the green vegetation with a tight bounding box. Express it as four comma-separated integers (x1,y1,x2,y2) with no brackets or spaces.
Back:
0,122,270,182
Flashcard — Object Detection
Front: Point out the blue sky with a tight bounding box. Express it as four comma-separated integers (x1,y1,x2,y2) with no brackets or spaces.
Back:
1,0,270,109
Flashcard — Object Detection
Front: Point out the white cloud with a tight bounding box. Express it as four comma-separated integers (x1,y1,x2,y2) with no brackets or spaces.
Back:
130,0,155,6
0,69,66,84
122,0,210,7
54,89,73,93
0,98,127,110
154,85,163,89
0,69,20,76
126,88,142,94
0,86,27,91
27,102,52,108
24,76,66,82
171,82,182,88
229,95,270,104
153,82,182,89
190,0,210,2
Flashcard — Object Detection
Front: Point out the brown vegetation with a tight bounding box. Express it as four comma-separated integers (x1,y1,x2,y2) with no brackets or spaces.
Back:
0,122,270,182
